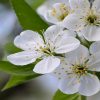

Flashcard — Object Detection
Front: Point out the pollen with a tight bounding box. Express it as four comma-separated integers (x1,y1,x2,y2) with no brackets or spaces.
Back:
51,3,69,21
87,15,97,24
51,8,56,16
86,10,98,25
72,65,88,76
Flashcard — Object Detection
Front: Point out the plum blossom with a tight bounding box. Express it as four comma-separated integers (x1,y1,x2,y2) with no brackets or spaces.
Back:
43,0,74,24
7,25,80,74
37,0,67,18
63,0,100,41
52,45,100,96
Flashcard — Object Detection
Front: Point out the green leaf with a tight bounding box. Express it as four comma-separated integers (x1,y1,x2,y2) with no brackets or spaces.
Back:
0,61,41,91
53,90,86,100
5,43,21,54
0,60,41,91
25,0,45,9
0,0,9,4
10,0,48,33
2,74,40,91
0,61,40,76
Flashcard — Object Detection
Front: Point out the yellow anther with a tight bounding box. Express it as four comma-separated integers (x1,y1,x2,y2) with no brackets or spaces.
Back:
51,8,56,16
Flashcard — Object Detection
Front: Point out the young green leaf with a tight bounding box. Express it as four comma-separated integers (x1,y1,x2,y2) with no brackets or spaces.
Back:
5,43,21,54
2,74,40,91
0,61,40,76
53,90,86,100
10,0,48,33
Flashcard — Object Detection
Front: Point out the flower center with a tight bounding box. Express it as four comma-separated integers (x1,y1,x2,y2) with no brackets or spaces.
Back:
72,65,88,76
85,10,99,25
40,46,53,56
87,15,97,24
51,3,69,21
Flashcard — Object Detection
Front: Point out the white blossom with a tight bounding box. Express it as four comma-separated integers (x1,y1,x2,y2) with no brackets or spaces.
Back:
42,0,74,24
37,0,68,20
7,25,80,74
52,45,100,96
62,0,100,41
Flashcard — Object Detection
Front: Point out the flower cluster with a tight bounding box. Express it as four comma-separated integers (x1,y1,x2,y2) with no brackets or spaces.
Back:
8,0,100,96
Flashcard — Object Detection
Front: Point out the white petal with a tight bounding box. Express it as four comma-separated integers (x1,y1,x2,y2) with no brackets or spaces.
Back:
62,14,86,31
79,74,100,96
44,25,76,44
92,0,100,13
37,3,49,18
55,0,70,7
44,2,71,24
33,56,60,74
52,57,73,80
59,75,80,94
44,25,78,52
87,52,100,71
54,36,80,53
44,0,67,4
14,30,44,50
69,0,90,11
65,45,89,65
7,51,41,65
61,29,76,37
82,25,100,41
37,0,69,22
45,10,58,24
90,41,100,54
44,25,64,43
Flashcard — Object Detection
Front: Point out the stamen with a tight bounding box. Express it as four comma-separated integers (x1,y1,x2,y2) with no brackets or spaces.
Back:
85,10,99,25
51,8,56,16
51,3,69,21
87,15,97,24
40,46,53,56
72,65,88,76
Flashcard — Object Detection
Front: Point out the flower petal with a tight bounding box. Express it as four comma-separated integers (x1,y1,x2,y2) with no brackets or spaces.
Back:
37,3,49,18
65,45,89,65
44,25,79,53
44,2,71,24
62,14,85,31
37,0,69,20
44,25,64,43
44,25,76,44
59,74,80,94
92,0,100,13
54,36,80,53
45,10,58,24
33,56,60,74
87,52,100,71
14,30,44,50
82,25,100,41
90,41,100,54
61,29,76,37
52,57,73,80
7,51,41,65
79,74,100,96
69,0,90,11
